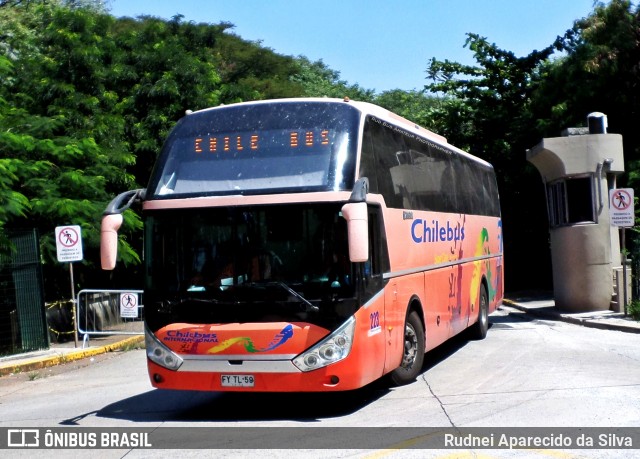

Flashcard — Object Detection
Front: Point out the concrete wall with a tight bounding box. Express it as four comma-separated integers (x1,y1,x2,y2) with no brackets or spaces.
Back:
527,134,624,182
550,225,612,311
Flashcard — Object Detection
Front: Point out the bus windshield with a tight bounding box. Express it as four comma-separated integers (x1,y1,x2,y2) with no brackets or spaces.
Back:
147,101,360,198
144,203,359,331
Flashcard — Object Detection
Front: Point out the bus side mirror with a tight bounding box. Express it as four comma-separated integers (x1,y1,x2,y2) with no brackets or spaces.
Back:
341,202,369,263
101,213,123,270
100,188,144,270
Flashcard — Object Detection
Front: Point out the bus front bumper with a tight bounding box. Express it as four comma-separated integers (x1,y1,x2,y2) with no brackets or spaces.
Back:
147,358,370,392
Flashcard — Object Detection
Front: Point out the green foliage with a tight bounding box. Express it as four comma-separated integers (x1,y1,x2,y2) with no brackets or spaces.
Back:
373,89,441,131
112,15,223,181
535,0,640,160
291,56,375,101
215,31,302,102
0,2,138,297
629,300,640,321
426,33,560,164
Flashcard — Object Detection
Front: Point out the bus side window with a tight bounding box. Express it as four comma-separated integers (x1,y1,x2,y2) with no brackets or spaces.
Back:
366,213,376,277
366,118,405,208
367,207,388,277
360,118,380,195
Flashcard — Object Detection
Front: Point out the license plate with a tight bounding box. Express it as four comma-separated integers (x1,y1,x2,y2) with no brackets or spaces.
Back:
221,374,255,387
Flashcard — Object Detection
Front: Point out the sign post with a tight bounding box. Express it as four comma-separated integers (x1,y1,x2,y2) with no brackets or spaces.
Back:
55,225,84,346
609,188,635,315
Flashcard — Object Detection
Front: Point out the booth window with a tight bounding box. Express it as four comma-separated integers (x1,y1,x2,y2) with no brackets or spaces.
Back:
547,175,596,227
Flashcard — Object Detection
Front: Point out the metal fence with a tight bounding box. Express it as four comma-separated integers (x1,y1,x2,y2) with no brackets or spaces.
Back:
0,229,48,356
76,289,144,347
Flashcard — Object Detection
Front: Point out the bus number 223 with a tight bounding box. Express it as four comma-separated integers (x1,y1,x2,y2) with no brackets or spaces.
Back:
370,311,380,330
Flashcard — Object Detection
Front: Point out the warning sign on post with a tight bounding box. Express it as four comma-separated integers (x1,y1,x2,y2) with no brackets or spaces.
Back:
609,188,635,227
120,292,139,318
55,225,84,262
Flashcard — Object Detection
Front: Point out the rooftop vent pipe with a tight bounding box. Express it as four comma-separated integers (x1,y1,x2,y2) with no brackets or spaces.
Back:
588,112,608,134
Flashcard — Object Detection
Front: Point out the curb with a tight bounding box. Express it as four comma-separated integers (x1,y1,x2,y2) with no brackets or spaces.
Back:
0,335,145,377
503,299,640,334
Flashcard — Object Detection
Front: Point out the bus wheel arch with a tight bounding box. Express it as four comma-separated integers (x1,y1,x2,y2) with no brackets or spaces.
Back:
388,299,426,386
468,279,489,340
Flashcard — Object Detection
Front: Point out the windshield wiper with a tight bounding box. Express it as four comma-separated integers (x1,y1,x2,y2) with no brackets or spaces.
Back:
173,294,220,305
245,281,319,313
274,281,319,313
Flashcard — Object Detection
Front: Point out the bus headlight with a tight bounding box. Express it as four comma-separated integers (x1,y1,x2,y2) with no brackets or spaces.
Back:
145,326,183,371
293,316,355,372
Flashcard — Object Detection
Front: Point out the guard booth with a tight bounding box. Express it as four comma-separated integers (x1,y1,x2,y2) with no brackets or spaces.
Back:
527,113,628,312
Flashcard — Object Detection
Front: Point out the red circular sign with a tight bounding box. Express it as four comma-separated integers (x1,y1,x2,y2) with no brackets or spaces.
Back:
58,227,79,247
611,189,632,210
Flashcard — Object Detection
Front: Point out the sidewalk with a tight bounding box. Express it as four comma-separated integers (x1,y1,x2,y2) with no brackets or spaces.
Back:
1,293,639,377
503,291,640,334
0,333,144,377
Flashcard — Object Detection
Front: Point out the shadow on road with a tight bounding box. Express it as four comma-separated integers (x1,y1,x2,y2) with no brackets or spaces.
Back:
420,333,469,374
490,309,537,326
84,383,389,424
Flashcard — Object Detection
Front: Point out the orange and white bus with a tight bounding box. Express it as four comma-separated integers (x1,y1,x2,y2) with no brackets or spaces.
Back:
101,97,503,392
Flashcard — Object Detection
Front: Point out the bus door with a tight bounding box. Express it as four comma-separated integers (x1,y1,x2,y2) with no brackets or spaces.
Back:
360,206,401,374
383,280,403,372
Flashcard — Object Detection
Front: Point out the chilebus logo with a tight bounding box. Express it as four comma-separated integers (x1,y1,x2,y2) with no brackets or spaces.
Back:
411,219,465,243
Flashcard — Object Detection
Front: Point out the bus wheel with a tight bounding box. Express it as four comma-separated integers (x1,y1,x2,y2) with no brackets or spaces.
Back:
468,284,489,340
389,311,425,386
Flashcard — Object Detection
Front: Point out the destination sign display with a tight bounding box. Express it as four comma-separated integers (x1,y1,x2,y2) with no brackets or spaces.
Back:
147,100,361,197
192,129,332,156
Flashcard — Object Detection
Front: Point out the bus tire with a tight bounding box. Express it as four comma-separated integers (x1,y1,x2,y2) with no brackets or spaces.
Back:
468,284,489,340
389,310,425,386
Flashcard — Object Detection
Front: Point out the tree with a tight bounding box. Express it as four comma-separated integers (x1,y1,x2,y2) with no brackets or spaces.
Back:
291,56,375,101
111,14,223,182
214,30,303,103
533,0,640,161
373,89,440,131
0,2,139,298
533,0,640,255
0,57,30,252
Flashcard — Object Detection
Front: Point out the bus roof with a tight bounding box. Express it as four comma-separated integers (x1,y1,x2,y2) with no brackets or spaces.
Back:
186,98,493,169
